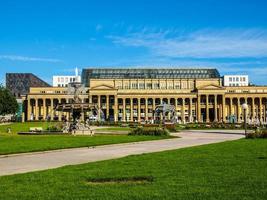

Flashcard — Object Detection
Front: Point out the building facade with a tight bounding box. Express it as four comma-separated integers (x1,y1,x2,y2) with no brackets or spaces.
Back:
6,73,51,121
22,68,267,124
223,75,249,87
52,75,81,87
52,67,81,87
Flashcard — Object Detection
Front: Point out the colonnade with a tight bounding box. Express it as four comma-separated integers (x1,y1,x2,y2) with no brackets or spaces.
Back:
26,95,267,124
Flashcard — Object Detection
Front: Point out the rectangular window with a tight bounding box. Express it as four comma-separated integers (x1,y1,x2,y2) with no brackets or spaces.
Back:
153,83,160,89
229,77,232,82
146,83,152,89
139,83,145,89
132,83,138,89
124,84,130,89
175,83,181,89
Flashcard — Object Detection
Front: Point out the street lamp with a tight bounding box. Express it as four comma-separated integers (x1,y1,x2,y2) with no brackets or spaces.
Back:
242,103,248,137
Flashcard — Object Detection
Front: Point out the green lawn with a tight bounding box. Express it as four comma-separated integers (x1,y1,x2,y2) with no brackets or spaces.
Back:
0,122,58,134
0,134,170,155
0,122,172,155
0,139,266,199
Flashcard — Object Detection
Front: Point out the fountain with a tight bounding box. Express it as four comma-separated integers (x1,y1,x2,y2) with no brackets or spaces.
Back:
154,103,177,124
54,69,99,135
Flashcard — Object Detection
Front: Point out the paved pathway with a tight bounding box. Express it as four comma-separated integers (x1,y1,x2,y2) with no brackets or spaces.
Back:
0,131,244,176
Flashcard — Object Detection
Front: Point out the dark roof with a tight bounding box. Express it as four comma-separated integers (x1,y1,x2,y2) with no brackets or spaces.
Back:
82,68,220,86
6,73,51,98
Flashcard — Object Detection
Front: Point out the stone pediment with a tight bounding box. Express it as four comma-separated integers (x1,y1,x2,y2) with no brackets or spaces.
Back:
197,84,225,90
90,84,115,90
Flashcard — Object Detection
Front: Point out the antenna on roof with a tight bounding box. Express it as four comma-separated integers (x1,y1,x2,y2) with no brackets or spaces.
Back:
75,67,79,77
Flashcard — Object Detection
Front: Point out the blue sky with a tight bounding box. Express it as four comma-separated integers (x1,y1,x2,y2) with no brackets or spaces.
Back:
1,0,267,85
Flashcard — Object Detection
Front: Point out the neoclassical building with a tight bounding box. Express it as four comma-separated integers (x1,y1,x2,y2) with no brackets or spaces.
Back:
22,68,267,124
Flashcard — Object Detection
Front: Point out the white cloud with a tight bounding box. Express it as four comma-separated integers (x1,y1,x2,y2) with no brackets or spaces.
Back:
108,28,267,58
0,55,62,63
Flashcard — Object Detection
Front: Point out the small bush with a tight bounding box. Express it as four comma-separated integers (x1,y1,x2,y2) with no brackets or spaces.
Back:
164,124,176,132
128,127,169,136
46,124,62,132
260,130,267,138
246,129,267,139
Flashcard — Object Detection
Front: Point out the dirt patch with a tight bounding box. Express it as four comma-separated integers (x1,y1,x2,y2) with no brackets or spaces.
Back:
86,176,154,185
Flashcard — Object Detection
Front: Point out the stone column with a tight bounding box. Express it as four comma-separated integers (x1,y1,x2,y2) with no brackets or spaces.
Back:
145,98,149,121
160,98,163,121
43,98,46,120
168,98,171,120
130,98,133,122
197,95,201,122
237,98,241,123
152,98,156,121
114,96,118,122
206,95,209,123
27,98,31,121
182,98,185,123
98,95,101,121
58,99,62,121
122,98,126,122
106,95,109,120
259,98,262,123
138,98,141,122
214,95,218,122
189,98,193,123
222,95,226,122
264,98,267,123
51,99,54,121
35,99,39,121
252,97,255,122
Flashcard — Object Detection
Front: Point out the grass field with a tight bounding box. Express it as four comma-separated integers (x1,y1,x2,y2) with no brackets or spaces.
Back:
0,122,58,134
0,134,171,155
0,139,266,200
0,122,171,155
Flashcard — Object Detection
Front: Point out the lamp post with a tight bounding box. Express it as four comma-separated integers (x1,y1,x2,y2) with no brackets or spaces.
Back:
242,103,248,137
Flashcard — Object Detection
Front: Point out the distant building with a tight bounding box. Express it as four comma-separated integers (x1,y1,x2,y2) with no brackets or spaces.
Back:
52,68,81,87
223,75,249,87
6,73,50,98
52,76,81,87
5,73,50,121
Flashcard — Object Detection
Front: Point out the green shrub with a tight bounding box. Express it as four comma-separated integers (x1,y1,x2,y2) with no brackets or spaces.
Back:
259,129,267,138
164,124,176,132
246,132,260,139
128,127,169,136
246,129,267,139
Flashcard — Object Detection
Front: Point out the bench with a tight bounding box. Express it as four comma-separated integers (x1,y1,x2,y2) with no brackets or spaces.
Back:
29,127,43,132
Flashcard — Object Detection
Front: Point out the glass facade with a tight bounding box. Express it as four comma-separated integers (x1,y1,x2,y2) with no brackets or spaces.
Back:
82,68,220,86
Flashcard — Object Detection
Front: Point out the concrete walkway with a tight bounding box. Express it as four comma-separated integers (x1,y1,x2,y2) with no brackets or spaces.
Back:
0,131,244,176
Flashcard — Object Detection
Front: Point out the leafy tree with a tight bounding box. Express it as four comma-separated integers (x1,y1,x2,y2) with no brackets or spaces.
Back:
0,86,18,115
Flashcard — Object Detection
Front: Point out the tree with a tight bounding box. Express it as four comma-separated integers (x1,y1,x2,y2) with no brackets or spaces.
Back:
0,86,18,115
